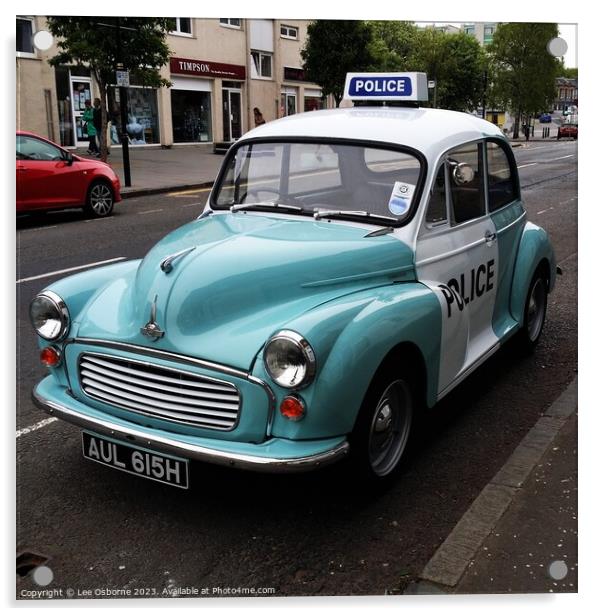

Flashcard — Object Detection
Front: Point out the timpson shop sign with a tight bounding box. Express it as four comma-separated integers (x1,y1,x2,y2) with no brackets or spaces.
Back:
170,57,246,80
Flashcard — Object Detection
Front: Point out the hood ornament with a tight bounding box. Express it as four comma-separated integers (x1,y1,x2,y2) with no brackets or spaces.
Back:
140,295,164,341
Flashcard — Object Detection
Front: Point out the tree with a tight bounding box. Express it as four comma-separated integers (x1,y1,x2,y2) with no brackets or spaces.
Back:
46,17,172,160
408,28,486,111
366,21,419,71
301,20,375,106
488,23,559,138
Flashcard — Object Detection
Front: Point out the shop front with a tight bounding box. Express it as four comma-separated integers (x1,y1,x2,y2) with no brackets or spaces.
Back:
54,65,94,148
170,57,246,143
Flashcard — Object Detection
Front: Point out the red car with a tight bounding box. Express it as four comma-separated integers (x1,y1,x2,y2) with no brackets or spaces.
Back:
16,131,121,217
557,124,578,140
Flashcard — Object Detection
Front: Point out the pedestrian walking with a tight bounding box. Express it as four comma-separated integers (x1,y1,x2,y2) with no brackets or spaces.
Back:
92,98,106,157
254,107,266,127
82,100,98,155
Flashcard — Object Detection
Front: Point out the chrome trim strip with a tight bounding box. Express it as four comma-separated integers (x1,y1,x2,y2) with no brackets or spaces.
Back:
32,389,350,473
67,339,277,436
160,246,197,273
495,210,527,237
415,235,491,267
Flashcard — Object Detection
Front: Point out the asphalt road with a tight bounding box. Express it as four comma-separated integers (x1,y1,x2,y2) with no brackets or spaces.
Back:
16,140,577,599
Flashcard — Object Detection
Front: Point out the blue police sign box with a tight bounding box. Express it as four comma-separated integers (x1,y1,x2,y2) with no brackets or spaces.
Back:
343,72,428,102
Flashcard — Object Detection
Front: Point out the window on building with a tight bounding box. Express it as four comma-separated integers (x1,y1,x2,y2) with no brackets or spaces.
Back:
170,18,192,36
280,24,298,39
251,50,272,79
464,24,475,36
17,17,35,54
483,24,495,45
220,18,242,28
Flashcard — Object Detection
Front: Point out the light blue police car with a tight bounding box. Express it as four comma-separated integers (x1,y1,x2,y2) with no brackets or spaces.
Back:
30,73,557,486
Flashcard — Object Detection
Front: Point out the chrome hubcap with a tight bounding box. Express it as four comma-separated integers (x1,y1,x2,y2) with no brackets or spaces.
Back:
90,184,113,216
527,278,546,341
368,379,412,477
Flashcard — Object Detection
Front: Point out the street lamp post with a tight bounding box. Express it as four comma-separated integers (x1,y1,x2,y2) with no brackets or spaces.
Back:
115,18,131,187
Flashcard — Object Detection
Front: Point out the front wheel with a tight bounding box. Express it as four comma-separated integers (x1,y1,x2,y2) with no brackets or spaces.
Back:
85,181,114,218
350,366,415,481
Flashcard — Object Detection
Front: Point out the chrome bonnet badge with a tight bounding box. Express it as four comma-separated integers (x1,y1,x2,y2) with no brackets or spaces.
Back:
141,295,165,341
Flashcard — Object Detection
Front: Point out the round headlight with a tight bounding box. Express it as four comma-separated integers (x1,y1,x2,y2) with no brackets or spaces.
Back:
29,291,70,341
264,330,316,389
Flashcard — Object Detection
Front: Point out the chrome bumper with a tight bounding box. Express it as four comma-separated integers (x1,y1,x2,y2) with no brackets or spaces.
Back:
32,389,350,473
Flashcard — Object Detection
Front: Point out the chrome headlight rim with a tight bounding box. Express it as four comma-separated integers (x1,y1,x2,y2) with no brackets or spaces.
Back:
264,330,316,390
29,290,70,341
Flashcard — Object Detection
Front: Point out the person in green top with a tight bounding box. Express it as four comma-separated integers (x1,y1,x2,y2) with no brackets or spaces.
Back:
82,100,98,155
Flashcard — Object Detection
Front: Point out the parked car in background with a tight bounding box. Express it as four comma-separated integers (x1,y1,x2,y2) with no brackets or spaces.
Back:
539,113,552,123
30,73,558,487
16,131,121,217
557,124,578,140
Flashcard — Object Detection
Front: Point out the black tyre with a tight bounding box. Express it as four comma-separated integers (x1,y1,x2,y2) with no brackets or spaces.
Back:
349,364,416,482
85,180,114,218
516,268,548,353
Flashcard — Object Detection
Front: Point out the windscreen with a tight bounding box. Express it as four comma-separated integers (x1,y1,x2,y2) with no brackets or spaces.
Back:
212,141,423,224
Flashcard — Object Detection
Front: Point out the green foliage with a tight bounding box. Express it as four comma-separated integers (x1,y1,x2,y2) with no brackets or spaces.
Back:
301,20,375,105
556,64,578,79
488,22,559,129
366,21,419,71
46,16,172,88
407,29,486,111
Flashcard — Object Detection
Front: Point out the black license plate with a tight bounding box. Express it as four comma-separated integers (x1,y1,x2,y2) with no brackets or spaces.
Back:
82,432,189,489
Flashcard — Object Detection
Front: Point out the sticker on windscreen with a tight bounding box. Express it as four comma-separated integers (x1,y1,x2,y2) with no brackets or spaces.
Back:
388,181,415,216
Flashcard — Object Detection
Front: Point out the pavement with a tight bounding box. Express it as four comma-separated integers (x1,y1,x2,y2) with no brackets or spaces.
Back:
406,378,577,595
74,127,570,199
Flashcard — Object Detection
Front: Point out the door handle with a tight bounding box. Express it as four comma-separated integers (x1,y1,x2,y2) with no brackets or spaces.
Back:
484,230,497,243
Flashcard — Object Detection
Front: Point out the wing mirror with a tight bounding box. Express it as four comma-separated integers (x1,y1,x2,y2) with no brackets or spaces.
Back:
448,160,475,185
63,152,74,166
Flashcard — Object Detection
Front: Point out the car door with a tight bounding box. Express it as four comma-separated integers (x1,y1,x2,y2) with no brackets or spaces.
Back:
16,135,81,209
415,140,500,399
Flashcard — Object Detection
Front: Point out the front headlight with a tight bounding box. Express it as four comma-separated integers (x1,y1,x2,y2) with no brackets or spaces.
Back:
29,291,70,341
264,330,316,389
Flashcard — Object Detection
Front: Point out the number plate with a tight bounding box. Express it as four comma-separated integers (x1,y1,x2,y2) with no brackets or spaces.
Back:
82,432,189,489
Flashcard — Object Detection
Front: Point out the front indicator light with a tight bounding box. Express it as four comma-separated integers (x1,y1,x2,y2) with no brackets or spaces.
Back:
280,396,306,421
40,346,61,368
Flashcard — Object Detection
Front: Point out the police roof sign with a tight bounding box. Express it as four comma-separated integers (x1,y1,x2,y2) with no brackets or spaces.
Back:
343,72,428,102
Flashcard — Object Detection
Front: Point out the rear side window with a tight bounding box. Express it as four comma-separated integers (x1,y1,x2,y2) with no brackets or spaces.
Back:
447,142,486,225
487,141,519,211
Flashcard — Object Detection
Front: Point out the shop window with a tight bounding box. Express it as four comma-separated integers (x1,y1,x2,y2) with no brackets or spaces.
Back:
304,96,324,112
280,25,298,39
251,51,272,79
170,17,192,36
171,90,212,143
108,87,160,145
17,17,35,55
220,18,242,29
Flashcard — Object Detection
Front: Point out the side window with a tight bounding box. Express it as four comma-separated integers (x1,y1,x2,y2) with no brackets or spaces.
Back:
426,164,447,225
17,136,64,161
447,142,485,225
487,141,519,211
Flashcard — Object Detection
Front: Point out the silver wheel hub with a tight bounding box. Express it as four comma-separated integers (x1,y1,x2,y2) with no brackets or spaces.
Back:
90,184,113,216
368,379,413,477
527,278,546,341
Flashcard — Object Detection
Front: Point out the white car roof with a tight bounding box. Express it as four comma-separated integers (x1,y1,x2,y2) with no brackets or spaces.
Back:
240,106,504,161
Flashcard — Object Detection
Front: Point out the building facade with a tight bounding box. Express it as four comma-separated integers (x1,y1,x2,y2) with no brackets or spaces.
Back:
554,77,578,112
16,16,331,149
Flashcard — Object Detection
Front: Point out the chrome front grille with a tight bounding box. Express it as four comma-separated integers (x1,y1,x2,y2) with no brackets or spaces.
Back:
78,353,241,430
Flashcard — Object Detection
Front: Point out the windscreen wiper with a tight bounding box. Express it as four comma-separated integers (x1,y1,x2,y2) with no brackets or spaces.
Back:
230,202,304,213
313,209,398,224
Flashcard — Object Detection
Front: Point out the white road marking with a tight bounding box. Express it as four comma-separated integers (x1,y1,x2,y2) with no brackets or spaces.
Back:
517,163,538,169
140,208,164,215
84,217,113,223
16,257,126,284
545,155,575,162
181,202,204,208
16,417,58,438
537,207,554,215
